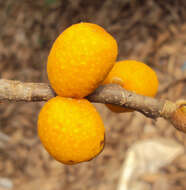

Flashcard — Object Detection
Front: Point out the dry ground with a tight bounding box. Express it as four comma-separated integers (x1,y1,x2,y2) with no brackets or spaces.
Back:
0,0,186,189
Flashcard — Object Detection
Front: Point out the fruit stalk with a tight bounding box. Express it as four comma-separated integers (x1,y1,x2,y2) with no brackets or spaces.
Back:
0,79,185,133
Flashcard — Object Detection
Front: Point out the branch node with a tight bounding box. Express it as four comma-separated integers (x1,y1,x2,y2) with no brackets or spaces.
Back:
160,100,177,119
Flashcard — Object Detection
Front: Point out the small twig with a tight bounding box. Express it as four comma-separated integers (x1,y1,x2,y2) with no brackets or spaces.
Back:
0,79,186,133
0,79,55,102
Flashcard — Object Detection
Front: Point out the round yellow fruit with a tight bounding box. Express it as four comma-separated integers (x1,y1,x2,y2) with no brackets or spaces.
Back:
37,96,105,165
47,22,118,98
103,60,159,113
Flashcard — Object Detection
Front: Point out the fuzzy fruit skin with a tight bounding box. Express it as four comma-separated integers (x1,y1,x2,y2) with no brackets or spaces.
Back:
103,60,159,113
47,22,118,98
37,96,105,165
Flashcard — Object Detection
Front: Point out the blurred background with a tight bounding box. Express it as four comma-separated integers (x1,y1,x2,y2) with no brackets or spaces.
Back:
0,0,186,190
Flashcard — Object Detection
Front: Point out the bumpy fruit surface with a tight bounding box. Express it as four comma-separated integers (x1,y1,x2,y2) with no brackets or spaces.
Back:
47,22,118,98
103,60,159,113
37,96,105,165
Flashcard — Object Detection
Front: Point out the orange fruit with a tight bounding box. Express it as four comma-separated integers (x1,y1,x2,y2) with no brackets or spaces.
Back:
47,22,118,98
37,96,105,165
181,105,186,113
103,60,159,113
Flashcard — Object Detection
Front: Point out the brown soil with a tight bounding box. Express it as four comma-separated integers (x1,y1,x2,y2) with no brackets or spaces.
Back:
0,0,186,190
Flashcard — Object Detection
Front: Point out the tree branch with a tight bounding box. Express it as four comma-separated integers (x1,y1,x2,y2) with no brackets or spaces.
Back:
0,79,186,133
